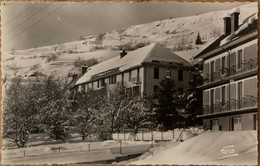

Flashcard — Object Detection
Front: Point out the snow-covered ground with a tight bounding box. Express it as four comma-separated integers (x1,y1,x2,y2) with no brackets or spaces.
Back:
2,137,152,164
127,130,257,165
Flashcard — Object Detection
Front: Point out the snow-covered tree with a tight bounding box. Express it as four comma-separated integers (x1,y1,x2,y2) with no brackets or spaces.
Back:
40,77,72,141
122,95,154,140
3,77,44,147
71,90,103,140
100,85,127,135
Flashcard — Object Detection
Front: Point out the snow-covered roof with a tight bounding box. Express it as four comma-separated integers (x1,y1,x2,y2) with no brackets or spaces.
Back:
75,43,192,85
230,7,240,14
220,12,258,46
195,12,258,59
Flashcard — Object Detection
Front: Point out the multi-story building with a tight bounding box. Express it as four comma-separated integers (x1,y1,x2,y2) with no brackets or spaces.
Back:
194,9,258,131
73,43,193,97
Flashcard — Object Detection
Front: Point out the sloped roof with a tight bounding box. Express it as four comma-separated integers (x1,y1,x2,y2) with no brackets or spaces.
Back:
195,12,258,59
76,43,192,85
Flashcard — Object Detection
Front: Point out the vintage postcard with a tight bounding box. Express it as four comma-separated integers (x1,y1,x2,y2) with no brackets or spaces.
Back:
1,1,258,165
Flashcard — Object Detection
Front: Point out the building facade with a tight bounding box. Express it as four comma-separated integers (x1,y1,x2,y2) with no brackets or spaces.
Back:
195,9,258,131
73,43,193,97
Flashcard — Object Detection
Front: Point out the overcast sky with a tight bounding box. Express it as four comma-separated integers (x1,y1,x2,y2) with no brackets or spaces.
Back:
1,1,247,51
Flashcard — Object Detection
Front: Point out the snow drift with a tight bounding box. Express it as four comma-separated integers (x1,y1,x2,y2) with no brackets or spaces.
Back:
130,130,257,165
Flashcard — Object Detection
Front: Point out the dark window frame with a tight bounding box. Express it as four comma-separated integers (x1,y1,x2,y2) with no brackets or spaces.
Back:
154,68,159,79
237,49,243,70
129,71,132,81
178,70,183,81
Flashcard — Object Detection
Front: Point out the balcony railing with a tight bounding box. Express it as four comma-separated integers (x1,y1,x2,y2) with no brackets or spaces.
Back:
203,95,257,115
202,58,258,86
229,58,258,76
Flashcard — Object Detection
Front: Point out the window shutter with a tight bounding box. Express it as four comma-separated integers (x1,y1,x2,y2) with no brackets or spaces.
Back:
215,58,220,71
244,44,257,61
230,52,236,68
203,63,209,75
244,77,257,97
203,90,209,106
215,87,220,102
230,83,236,100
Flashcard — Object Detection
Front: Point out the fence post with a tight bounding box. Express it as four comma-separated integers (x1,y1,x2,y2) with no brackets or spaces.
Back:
124,130,125,140
173,129,174,140
118,132,119,141
151,130,153,148
24,151,26,157
142,129,144,141
59,147,61,154
88,144,90,151
161,131,163,141
119,140,122,154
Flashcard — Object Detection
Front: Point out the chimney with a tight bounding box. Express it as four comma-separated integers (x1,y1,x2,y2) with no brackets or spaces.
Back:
120,50,127,58
230,8,240,33
82,65,88,75
223,13,231,35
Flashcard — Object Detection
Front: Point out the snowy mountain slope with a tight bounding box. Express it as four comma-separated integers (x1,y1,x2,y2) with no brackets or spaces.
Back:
2,2,257,82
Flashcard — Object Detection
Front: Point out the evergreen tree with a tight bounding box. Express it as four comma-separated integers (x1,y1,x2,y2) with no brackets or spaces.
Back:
153,76,181,130
185,89,203,126
195,32,203,45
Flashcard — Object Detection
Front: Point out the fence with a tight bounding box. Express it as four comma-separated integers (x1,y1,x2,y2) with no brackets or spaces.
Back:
112,128,200,141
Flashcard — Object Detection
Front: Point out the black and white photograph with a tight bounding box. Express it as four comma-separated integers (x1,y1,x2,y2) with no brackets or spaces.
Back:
1,1,258,165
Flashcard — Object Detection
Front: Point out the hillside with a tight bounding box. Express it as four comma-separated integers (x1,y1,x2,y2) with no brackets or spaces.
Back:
2,2,257,83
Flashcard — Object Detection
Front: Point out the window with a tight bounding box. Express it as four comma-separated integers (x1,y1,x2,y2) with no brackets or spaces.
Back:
221,86,226,106
109,77,111,85
178,70,183,81
113,75,116,84
129,71,132,81
221,56,226,75
210,89,214,113
82,85,85,92
133,86,140,96
152,60,160,63
137,68,140,82
232,117,242,131
122,73,124,84
101,79,105,87
237,50,242,70
154,68,159,79
97,80,100,88
210,61,215,81
166,70,172,77
237,82,242,109
254,114,258,130
211,119,219,131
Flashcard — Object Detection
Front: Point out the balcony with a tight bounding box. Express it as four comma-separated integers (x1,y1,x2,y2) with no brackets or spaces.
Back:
201,95,257,117
200,58,258,88
228,58,258,78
